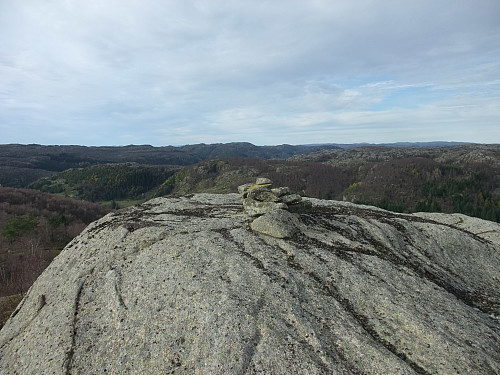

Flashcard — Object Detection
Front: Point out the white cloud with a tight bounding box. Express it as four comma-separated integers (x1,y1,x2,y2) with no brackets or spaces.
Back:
1,0,499,145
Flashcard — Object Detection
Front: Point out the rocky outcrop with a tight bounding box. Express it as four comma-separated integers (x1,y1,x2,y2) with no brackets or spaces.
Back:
250,209,301,239
0,194,499,374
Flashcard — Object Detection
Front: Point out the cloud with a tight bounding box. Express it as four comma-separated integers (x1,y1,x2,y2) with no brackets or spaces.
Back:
0,0,499,145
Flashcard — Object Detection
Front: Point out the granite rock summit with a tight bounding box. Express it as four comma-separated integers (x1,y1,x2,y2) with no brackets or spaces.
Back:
0,193,499,374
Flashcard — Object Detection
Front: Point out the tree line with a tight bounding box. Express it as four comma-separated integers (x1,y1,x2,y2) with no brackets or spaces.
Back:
0,187,109,297
160,157,500,223
29,164,179,202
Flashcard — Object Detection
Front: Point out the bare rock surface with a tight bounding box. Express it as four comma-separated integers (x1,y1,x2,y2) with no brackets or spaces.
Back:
1,193,500,374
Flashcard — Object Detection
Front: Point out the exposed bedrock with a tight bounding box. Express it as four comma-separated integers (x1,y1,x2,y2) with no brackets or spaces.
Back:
0,193,499,374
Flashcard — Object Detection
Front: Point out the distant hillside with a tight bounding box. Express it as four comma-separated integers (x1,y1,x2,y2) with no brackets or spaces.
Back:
289,143,500,166
28,163,180,203
321,141,473,148
0,143,341,187
0,187,109,297
156,157,356,199
157,144,500,222
15,143,500,223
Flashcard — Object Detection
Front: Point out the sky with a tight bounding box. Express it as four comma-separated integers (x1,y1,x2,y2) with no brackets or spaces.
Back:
1,0,499,146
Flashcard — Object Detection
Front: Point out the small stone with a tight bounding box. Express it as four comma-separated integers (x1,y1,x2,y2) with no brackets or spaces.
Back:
36,295,46,312
255,177,272,185
247,187,280,202
243,198,287,217
281,193,302,204
250,210,300,238
271,187,290,197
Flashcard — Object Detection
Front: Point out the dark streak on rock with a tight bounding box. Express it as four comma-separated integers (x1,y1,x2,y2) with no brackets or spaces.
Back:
64,270,94,374
217,220,432,372
111,269,128,310
238,294,265,375
301,211,498,316
287,258,431,375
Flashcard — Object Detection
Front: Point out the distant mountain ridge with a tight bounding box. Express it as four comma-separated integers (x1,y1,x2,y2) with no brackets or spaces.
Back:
0,142,481,187
0,143,341,187
307,141,474,148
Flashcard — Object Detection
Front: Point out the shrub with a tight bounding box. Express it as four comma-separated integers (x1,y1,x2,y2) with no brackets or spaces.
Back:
2,214,39,243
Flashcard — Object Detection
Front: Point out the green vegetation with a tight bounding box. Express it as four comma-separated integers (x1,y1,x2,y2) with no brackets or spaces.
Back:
414,199,441,213
418,172,500,221
0,186,109,296
156,168,189,196
345,181,363,192
421,174,482,198
29,164,178,202
2,214,39,243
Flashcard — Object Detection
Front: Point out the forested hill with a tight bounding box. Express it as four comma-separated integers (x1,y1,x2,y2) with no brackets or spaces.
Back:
156,144,500,223
0,187,109,297
28,163,179,202
0,143,341,187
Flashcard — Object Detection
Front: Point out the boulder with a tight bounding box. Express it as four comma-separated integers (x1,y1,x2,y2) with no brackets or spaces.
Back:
255,177,272,185
238,178,273,200
247,187,280,202
250,209,301,238
1,194,499,374
237,183,253,197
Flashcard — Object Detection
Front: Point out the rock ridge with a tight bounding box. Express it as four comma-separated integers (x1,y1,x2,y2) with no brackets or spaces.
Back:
0,193,499,374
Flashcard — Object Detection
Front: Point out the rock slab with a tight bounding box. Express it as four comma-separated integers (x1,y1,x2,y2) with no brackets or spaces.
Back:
0,193,499,374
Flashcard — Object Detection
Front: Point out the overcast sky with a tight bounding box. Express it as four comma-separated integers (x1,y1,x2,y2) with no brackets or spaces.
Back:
1,0,499,146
